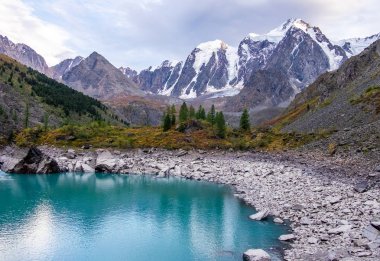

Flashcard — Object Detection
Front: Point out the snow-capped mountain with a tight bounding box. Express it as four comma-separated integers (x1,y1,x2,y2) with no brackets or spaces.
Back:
131,18,349,100
0,35,49,74
338,33,380,57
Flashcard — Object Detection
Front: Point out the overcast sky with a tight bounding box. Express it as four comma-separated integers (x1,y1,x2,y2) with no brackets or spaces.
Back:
0,0,379,70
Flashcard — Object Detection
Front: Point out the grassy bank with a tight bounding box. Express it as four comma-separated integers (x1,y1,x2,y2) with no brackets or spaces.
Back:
14,121,329,151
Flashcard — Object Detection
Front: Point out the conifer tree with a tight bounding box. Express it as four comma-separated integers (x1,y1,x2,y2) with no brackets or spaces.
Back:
170,105,176,126
189,105,195,119
240,108,250,132
24,103,29,129
163,113,172,132
215,111,226,138
207,104,216,125
179,102,189,123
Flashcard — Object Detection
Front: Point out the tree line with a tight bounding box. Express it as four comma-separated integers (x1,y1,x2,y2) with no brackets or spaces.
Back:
162,102,251,138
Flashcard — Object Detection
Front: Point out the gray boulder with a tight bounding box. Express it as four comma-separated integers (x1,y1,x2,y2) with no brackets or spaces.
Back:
354,181,369,193
95,150,116,172
279,234,296,241
243,249,271,261
8,147,60,174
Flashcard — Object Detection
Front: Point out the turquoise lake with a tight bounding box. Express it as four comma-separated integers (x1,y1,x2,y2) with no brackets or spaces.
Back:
0,172,289,260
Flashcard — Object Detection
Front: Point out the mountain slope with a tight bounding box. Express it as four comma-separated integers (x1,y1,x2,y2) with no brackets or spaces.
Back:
0,53,121,140
62,52,144,99
0,35,49,74
277,40,380,133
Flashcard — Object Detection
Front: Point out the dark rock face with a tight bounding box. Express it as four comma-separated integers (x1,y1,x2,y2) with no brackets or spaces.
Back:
0,35,49,74
119,66,138,78
134,61,182,94
9,147,60,174
62,52,143,99
50,56,84,80
237,39,276,84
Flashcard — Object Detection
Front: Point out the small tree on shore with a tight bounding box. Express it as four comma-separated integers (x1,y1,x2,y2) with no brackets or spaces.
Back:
240,108,250,132
162,113,172,132
215,111,226,138
179,102,189,123
189,105,195,119
196,105,206,120
207,104,216,126
170,105,176,126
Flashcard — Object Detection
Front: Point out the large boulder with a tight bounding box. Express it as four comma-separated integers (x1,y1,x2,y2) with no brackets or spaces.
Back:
243,249,271,261
9,147,60,174
95,150,117,172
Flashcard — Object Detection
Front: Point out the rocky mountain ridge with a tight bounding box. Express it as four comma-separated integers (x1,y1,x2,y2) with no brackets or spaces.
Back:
131,19,352,101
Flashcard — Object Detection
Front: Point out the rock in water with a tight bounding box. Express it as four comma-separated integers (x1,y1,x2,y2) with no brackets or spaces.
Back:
249,209,270,221
243,249,271,261
279,234,296,241
10,147,60,174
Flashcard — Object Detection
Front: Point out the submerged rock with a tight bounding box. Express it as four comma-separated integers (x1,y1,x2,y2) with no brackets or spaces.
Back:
9,147,60,174
249,209,270,221
243,249,271,261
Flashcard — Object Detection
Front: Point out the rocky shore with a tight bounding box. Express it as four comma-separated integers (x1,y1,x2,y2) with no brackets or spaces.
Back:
1,146,380,260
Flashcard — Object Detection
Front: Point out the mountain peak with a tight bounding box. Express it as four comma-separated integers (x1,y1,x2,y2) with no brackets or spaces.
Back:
248,18,312,43
196,40,229,51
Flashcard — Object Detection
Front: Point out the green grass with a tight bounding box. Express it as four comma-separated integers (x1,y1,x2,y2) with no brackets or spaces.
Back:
14,120,329,151
350,85,380,113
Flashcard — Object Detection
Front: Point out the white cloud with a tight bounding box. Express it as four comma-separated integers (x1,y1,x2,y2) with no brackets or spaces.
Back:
0,0,75,65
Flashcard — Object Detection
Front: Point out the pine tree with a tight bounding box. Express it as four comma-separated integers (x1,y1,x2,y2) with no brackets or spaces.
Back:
189,105,195,119
200,107,206,120
170,105,176,126
240,108,250,132
179,102,189,123
24,103,30,129
43,113,49,131
163,113,172,132
215,111,226,138
207,104,216,125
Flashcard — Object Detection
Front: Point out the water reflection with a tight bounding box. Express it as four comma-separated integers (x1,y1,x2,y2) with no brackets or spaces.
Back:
0,173,288,260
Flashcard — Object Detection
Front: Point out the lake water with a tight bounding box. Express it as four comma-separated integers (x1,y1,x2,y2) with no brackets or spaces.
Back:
0,172,289,261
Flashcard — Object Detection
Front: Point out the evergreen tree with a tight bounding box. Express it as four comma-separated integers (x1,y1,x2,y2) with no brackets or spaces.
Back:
200,107,206,120
207,104,216,125
170,105,176,126
240,108,250,132
24,103,29,128
43,113,49,131
215,111,226,138
163,113,172,132
189,105,195,119
179,102,189,123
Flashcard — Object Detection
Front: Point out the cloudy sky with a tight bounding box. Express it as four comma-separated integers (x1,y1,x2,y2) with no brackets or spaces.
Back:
0,0,379,70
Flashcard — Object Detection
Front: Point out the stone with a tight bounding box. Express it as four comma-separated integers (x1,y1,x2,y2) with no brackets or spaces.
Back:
95,150,116,172
279,234,296,241
326,196,342,204
249,209,270,221
375,165,380,172
354,181,369,193
243,249,271,261
308,237,319,244
300,217,312,225
273,218,284,224
328,225,352,234
371,220,380,231
363,224,380,241
9,147,60,174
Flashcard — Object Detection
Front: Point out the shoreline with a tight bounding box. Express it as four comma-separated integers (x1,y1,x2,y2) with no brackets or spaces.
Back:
1,146,380,260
